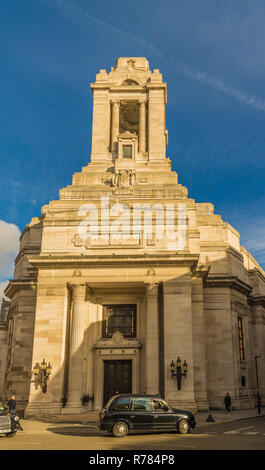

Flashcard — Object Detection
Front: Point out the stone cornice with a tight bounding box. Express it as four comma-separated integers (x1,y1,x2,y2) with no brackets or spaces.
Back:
204,275,253,296
226,246,244,262
248,295,265,308
19,218,43,240
27,253,199,270
248,268,265,285
4,279,37,299
14,246,40,265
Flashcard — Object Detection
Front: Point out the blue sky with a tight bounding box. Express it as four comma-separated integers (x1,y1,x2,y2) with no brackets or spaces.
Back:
0,0,265,292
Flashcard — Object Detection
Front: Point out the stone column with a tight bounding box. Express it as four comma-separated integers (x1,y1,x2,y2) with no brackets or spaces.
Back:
85,289,96,410
63,284,86,413
139,99,146,153
111,100,120,152
145,283,160,394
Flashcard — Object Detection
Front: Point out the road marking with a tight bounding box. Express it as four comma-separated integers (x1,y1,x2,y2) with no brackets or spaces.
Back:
224,426,254,435
243,432,260,435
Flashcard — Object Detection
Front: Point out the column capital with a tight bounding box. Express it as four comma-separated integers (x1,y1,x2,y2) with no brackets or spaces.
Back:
71,284,86,299
138,97,147,105
111,99,120,106
146,283,159,298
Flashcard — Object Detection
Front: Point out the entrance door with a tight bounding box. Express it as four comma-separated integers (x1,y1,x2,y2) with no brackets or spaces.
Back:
103,360,132,407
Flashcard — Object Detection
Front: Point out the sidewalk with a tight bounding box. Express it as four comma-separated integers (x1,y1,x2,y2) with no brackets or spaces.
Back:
25,407,265,428
195,408,265,427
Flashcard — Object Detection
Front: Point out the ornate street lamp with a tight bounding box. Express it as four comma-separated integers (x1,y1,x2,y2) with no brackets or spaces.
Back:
33,359,52,393
170,357,188,391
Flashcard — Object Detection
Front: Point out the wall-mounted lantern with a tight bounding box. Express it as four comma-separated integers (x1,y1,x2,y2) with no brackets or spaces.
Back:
33,359,52,393
170,357,188,391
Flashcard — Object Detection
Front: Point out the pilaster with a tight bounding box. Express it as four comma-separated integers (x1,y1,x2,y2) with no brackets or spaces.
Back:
111,99,120,153
163,274,197,412
139,98,146,153
147,86,166,160
145,283,160,395
91,89,110,161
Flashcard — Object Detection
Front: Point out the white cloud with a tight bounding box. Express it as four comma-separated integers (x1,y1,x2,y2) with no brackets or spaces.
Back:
0,220,20,283
175,62,265,112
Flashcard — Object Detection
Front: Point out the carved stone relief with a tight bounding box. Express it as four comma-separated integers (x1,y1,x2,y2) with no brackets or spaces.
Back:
112,169,136,188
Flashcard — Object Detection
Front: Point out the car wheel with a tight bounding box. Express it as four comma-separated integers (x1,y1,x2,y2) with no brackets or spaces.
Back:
112,421,128,438
178,419,190,434
5,432,16,437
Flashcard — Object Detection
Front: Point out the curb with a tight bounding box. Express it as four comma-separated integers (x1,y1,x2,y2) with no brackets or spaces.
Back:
22,412,265,428
196,413,265,428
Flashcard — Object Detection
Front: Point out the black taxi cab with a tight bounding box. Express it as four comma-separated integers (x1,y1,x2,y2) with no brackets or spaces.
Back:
0,401,22,437
99,394,196,438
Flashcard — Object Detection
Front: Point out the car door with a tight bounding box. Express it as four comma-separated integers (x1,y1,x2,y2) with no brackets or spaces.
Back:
110,396,131,427
152,399,176,431
130,397,153,431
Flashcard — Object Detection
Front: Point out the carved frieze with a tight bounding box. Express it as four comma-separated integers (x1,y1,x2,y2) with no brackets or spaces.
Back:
94,331,141,350
72,233,141,248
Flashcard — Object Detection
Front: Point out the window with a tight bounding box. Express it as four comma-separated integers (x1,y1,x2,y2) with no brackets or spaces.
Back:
132,397,153,411
115,397,131,410
123,79,139,86
0,402,5,411
122,145,133,159
102,304,136,338
119,101,139,138
152,399,170,412
241,376,246,387
104,396,117,411
238,317,245,361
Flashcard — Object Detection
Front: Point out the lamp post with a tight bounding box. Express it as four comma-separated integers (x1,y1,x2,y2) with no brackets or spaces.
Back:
170,357,188,391
255,355,261,415
33,359,52,393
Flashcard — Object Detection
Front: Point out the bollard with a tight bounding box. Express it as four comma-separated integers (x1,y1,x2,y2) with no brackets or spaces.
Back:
206,413,215,422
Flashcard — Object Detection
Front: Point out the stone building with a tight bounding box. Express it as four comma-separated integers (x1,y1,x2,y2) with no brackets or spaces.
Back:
0,57,264,416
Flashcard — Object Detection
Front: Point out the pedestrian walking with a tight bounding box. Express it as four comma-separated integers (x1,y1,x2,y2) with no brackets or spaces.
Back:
224,392,232,414
7,395,16,417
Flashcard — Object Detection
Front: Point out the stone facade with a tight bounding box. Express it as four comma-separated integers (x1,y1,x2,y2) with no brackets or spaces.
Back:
1,57,265,416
